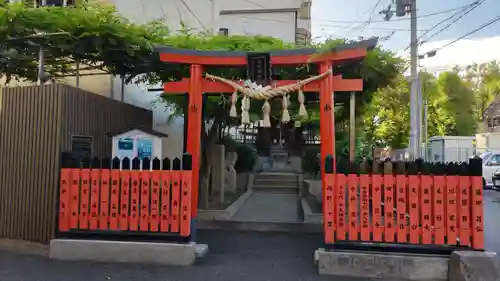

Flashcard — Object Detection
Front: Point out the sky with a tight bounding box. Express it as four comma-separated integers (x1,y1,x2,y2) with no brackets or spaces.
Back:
311,0,500,72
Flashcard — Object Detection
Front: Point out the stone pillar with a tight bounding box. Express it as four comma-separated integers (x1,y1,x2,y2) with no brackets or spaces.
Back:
224,152,238,194
210,144,225,195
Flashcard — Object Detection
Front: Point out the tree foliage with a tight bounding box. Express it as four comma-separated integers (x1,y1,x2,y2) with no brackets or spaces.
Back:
0,0,168,83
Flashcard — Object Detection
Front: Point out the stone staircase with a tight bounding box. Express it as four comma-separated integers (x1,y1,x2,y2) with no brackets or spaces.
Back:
252,172,299,194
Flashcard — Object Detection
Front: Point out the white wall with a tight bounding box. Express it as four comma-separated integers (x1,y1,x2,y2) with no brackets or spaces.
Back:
218,0,304,10
219,12,296,42
108,0,308,38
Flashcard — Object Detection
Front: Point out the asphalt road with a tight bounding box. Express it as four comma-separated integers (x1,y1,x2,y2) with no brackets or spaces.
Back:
1,190,500,281
0,231,368,281
483,190,500,256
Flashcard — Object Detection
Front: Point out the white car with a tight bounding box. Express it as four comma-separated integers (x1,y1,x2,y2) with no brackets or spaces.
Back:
479,151,500,188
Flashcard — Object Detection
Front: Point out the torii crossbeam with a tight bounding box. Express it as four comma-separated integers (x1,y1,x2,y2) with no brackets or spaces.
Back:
157,38,376,240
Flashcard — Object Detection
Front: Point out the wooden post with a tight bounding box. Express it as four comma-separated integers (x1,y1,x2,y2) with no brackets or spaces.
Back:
320,62,335,216
187,64,203,217
349,92,355,162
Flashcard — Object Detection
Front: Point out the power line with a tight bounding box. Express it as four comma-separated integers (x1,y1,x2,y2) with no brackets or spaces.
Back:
426,14,500,54
241,0,267,9
419,0,488,45
320,24,428,32
338,0,383,36
403,1,480,51
347,0,383,34
359,0,383,32
178,0,207,30
316,2,481,24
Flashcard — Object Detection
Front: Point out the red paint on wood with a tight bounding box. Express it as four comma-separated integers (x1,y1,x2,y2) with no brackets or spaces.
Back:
324,173,335,243
458,175,471,246
348,173,359,241
140,170,151,232
109,170,120,230
408,174,420,244
170,171,181,233
119,170,130,231
58,169,71,232
383,173,395,243
471,175,485,249
180,170,192,237
89,169,100,230
445,175,459,245
69,169,80,230
99,169,110,230
150,171,161,232
79,169,90,230
163,76,362,94
371,174,383,242
396,174,407,243
433,175,445,245
360,174,371,241
129,171,140,231
336,173,347,240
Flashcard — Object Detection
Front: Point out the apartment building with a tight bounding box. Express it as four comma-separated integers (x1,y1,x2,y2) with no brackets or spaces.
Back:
108,0,312,45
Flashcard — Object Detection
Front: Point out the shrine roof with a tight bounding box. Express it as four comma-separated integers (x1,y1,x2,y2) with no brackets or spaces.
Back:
156,37,378,66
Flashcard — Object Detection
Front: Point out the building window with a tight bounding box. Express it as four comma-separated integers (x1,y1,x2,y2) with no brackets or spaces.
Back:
219,28,229,36
299,1,311,20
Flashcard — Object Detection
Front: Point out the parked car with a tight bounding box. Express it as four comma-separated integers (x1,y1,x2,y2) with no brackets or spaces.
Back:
492,169,500,191
479,151,500,189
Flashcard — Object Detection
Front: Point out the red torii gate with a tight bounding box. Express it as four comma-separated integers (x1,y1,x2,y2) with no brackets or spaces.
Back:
158,39,375,239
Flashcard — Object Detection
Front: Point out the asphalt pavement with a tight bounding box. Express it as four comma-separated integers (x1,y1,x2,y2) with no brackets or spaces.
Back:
2,191,500,281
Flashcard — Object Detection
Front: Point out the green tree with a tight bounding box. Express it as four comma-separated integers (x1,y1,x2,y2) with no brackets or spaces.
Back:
437,71,476,136
420,71,451,137
363,75,409,149
465,61,500,120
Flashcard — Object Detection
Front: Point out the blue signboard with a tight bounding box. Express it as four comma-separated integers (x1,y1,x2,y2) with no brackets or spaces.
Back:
137,138,153,160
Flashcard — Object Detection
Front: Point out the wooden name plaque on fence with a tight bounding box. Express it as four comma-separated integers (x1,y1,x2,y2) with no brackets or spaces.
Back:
57,152,193,240
322,156,484,251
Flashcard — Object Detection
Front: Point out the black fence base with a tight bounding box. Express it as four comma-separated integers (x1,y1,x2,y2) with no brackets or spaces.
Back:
325,240,482,256
55,230,190,244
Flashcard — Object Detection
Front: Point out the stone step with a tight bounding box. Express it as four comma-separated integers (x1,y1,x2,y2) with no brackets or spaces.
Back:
197,220,322,233
253,183,299,189
252,185,299,194
254,180,298,185
255,175,298,181
253,182,299,188
251,188,299,194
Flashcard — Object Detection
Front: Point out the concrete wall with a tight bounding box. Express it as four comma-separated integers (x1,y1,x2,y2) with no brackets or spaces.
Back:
106,0,311,43
219,11,296,42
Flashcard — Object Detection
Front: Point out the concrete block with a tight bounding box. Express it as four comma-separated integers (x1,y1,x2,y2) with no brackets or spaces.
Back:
300,198,322,224
197,189,252,220
317,249,448,281
449,251,500,281
50,239,207,266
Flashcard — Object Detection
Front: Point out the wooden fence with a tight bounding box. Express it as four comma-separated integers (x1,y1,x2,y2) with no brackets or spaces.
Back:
322,156,484,252
57,152,193,242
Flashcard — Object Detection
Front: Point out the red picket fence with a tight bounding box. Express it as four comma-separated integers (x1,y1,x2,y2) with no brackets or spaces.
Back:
57,152,193,240
323,156,484,252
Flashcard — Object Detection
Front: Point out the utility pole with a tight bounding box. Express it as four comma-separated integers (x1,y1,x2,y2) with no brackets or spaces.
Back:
409,0,421,160
387,0,420,159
